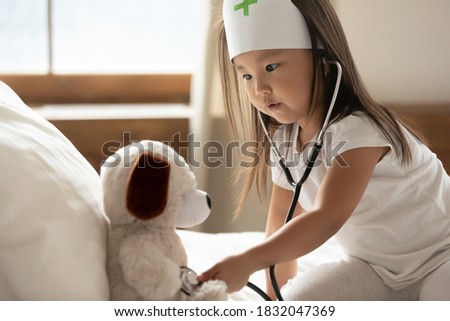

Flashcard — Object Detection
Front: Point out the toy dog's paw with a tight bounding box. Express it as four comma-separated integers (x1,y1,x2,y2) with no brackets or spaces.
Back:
190,280,228,301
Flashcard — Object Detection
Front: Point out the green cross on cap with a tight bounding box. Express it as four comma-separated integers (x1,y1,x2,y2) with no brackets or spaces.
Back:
234,0,258,17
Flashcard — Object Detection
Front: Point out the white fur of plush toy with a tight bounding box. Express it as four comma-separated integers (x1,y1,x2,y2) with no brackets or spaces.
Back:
100,140,227,301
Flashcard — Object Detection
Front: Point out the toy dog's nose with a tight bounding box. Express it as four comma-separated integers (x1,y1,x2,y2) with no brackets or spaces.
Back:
177,189,212,228
206,194,212,209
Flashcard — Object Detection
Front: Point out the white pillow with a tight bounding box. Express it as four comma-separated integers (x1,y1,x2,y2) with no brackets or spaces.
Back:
0,82,109,300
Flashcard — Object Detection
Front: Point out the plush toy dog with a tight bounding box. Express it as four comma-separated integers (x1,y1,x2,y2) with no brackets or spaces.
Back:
100,140,227,300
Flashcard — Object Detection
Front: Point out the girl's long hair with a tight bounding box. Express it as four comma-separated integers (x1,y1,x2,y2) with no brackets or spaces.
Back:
212,0,425,214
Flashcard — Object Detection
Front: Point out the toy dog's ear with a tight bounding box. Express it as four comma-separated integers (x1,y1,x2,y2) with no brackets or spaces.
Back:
126,152,170,220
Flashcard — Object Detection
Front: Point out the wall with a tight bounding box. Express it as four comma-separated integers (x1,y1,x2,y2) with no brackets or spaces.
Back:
334,0,450,104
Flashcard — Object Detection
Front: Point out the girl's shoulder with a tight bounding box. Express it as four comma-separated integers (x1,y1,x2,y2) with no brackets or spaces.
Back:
272,112,387,146
328,112,383,139
325,112,394,154
331,111,370,127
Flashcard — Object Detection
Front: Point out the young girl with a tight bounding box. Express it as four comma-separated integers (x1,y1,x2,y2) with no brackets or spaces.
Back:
198,0,450,300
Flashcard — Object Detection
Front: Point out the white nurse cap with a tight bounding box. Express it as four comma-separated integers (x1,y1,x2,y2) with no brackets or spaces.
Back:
223,0,316,60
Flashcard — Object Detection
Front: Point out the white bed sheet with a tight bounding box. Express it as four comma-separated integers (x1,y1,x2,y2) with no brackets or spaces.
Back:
178,230,344,301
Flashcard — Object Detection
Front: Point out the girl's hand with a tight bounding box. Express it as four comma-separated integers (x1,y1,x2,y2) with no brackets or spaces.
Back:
197,253,256,293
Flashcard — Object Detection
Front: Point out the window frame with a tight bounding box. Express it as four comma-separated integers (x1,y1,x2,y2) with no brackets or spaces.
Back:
1,74,191,106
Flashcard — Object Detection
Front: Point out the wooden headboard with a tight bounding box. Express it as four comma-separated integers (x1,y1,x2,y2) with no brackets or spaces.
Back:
391,104,450,174
35,106,191,173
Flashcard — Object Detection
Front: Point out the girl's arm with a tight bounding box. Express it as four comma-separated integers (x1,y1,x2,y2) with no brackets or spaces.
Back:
265,184,304,300
198,146,389,293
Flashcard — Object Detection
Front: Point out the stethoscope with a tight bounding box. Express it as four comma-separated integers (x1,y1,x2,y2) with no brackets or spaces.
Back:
180,59,342,301
254,59,342,301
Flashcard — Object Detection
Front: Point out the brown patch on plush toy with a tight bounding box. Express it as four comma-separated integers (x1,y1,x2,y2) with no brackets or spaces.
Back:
126,152,170,220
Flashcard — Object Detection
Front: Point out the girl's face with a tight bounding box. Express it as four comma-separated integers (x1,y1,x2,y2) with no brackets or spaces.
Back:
233,49,318,127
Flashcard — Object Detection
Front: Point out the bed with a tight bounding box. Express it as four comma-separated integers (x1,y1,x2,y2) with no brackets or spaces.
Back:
178,229,344,301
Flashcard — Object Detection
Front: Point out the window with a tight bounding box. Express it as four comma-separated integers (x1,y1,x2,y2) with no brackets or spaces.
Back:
0,0,48,73
51,0,202,74
0,0,203,105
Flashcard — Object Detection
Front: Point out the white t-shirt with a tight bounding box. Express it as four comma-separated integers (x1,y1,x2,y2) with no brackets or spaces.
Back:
271,112,450,290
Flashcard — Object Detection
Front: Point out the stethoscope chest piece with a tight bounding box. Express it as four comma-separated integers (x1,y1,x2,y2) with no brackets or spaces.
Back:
180,266,200,296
